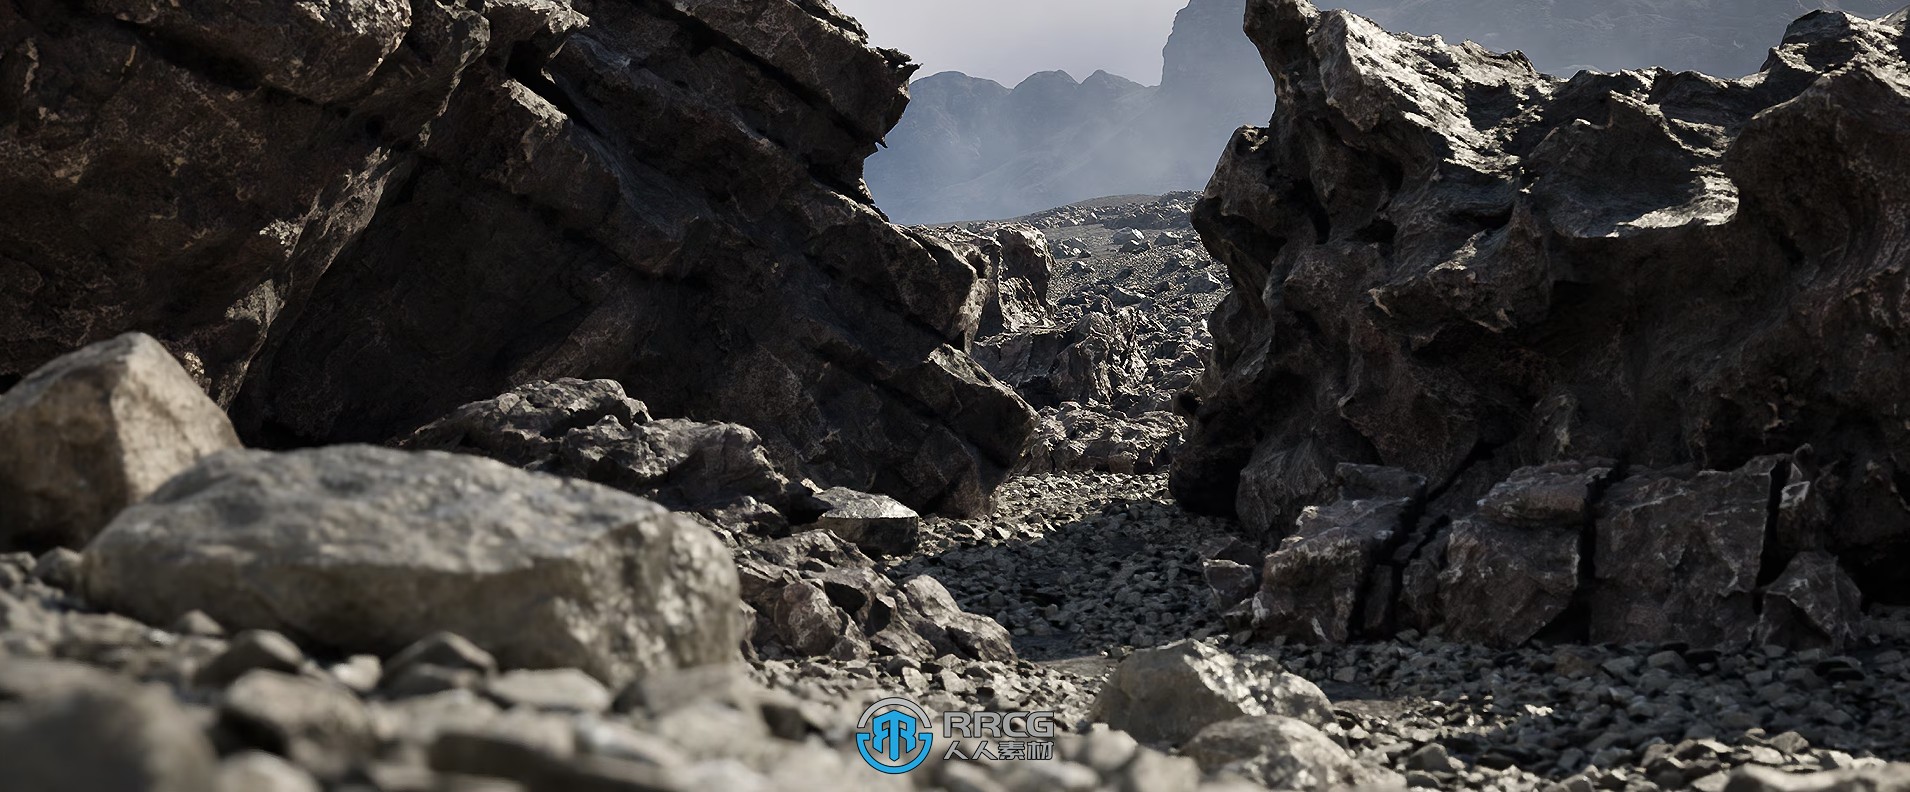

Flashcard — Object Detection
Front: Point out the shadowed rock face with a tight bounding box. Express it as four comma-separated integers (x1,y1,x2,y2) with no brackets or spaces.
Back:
0,0,1034,517
1179,0,1910,610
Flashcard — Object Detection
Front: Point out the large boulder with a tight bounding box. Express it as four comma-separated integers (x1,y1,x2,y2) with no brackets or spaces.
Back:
0,333,241,551
80,445,742,687
0,0,1033,518
1175,0,1910,616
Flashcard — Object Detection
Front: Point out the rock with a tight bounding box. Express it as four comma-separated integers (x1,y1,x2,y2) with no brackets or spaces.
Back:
0,333,241,551
196,630,308,689
82,445,742,687
1756,552,1865,651
484,669,613,714
386,632,501,679
216,751,322,792
1,0,1034,521
1724,764,1910,791
327,656,382,696
0,660,220,792
1019,405,1186,475
1089,639,1331,745
735,531,1013,663
1252,495,1414,644
813,487,922,557
976,300,1205,419
1592,458,1782,647
977,226,1057,336
1438,462,1609,645
1182,715,1402,791
404,380,812,533
172,611,227,639
220,671,377,777
1204,559,1260,610
1173,0,1910,607
30,548,82,591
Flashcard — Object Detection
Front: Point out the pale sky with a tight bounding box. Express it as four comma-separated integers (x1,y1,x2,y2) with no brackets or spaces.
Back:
830,0,1191,87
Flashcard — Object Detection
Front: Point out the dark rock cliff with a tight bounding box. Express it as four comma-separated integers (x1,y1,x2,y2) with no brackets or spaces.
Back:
1180,0,1910,645
0,0,1036,516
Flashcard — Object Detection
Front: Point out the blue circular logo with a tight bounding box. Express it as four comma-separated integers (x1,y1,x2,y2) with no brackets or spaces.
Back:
855,697,935,774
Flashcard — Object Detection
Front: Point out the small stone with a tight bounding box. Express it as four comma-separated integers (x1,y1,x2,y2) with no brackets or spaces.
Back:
195,630,306,688
220,671,377,777
484,669,613,714
386,632,498,679
328,656,382,695
172,610,227,638
215,751,321,792
31,548,83,591
1407,743,1455,773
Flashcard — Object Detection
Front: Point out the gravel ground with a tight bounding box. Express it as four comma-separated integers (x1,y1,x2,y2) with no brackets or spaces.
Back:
762,470,1910,791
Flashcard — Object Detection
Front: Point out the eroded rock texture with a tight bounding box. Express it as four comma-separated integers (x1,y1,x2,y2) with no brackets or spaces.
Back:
0,0,1033,517
1180,0,1910,644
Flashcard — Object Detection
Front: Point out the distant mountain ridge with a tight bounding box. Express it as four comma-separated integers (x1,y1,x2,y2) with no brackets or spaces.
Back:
866,0,1269,225
866,0,1905,225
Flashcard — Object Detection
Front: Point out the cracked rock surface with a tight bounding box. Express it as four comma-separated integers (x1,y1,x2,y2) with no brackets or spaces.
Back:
1176,0,1910,647
0,0,1034,518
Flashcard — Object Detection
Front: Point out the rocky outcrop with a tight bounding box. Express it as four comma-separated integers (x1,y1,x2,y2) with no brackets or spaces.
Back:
1180,0,1910,645
865,0,1275,223
1335,0,1906,78
0,0,1033,518
81,445,742,687
403,379,816,535
736,531,1014,663
0,332,240,552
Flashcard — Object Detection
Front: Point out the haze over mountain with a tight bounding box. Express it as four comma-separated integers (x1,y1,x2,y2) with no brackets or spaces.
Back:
867,0,1905,224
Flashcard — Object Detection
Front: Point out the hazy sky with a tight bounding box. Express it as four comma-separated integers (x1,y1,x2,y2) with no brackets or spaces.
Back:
830,0,1191,87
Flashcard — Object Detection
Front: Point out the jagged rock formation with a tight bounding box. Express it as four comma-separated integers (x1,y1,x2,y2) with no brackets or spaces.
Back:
0,0,1033,517
866,0,1275,223
1335,0,1906,78
942,197,1226,475
1181,0,1910,647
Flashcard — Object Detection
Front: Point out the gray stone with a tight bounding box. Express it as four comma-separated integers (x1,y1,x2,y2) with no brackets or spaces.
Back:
814,487,922,557
82,445,743,688
1592,458,1783,648
196,630,307,688
30,548,83,591
1090,640,1331,745
216,751,322,792
485,669,614,714
1723,764,1910,791
1182,715,1402,791
1253,496,1413,644
0,660,219,792
0,333,241,551
220,671,377,777
1756,551,1866,651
